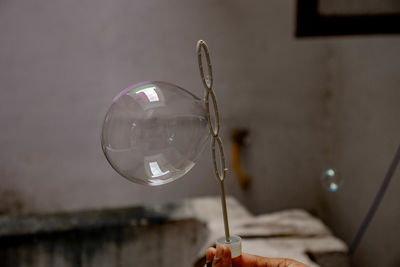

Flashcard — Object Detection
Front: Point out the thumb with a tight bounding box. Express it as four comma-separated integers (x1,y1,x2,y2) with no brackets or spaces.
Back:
212,245,232,267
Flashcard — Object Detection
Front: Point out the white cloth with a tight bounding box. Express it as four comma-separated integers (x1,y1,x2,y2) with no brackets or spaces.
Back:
173,196,347,267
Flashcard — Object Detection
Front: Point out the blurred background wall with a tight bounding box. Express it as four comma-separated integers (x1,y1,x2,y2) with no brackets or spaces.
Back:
0,1,399,266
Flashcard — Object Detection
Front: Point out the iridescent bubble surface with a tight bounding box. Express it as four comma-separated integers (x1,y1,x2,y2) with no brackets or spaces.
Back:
321,168,343,192
101,81,209,186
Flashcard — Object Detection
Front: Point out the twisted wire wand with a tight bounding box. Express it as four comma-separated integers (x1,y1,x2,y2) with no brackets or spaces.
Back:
197,40,231,242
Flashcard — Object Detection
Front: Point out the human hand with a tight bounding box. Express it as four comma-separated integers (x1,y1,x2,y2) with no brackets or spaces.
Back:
206,245,309,267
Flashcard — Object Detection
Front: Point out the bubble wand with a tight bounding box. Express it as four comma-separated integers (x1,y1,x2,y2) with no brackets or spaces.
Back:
197,40,241,256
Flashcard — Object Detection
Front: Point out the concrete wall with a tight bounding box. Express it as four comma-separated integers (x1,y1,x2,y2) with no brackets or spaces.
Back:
320,38,400,267
0,0,327,214
0,1,399,267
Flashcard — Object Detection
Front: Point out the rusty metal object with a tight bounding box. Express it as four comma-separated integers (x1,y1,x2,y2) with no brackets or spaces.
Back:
232,128,251,190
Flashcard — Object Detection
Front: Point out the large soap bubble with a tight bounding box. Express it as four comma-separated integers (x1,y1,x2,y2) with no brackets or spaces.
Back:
101,81,209,186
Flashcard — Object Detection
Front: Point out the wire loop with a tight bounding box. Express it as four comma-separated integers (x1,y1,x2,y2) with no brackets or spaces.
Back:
197,40,213,92
212,137,226,182
197,40,226,181
205,90,220,137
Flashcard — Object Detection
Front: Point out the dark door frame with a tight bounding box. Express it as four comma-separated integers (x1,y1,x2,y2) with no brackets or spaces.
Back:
296,0,400,37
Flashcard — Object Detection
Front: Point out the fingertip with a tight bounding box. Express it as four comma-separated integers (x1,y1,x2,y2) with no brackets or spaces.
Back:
216,244,231,258
224,245,231,258
206,247,216,263
231,255,242,266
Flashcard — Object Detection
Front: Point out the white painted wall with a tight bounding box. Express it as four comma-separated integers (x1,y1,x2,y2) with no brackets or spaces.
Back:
0,1,399,266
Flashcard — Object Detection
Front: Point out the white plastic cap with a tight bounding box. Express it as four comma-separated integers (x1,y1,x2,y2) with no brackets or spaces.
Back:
216,235,242,258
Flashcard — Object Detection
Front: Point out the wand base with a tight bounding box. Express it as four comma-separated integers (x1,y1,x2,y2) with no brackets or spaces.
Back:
216,234,242,258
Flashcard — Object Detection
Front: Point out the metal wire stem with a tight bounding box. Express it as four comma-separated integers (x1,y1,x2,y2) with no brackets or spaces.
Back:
349,144,400,255
197,40,231,242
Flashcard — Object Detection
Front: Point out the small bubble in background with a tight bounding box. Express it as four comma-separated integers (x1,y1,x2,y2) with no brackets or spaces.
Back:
321,168,343,192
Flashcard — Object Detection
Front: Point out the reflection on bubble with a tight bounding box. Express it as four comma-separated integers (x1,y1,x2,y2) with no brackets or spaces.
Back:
321,168,343,192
